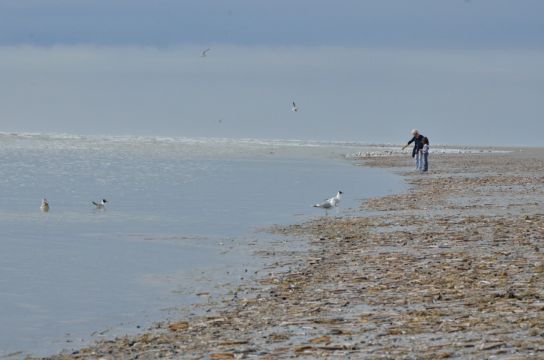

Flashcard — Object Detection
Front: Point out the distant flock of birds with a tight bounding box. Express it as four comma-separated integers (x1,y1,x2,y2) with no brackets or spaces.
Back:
40,198,108,213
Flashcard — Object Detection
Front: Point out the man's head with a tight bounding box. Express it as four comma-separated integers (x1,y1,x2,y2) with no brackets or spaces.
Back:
411,129,419,137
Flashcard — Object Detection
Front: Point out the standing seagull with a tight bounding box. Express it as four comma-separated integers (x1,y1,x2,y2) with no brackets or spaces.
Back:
291,101,299,112
40,198,50,212
201,48,211,58
313,191,342,215
92,199,108,210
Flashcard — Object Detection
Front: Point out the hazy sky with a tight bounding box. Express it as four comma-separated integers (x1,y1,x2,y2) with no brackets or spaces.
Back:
0,0,543,145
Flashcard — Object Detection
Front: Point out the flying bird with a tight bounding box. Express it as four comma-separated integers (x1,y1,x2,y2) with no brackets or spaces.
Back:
313,191,342,215
201,48,211,57
92,199,108,210
40,198,49,212
291,101,299,112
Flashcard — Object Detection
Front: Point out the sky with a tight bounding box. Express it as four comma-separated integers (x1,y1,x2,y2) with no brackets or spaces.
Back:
0,0,543,146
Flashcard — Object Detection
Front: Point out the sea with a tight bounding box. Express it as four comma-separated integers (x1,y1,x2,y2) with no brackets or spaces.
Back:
0,133,407,357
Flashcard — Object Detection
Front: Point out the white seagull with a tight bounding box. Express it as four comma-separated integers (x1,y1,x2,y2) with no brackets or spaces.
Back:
313,191,342,215
40,198,49,212
92,199,108,210
201,48,211,57
291,101,299,112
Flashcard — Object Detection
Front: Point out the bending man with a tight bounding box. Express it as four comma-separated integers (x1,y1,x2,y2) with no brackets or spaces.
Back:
402,129,425,170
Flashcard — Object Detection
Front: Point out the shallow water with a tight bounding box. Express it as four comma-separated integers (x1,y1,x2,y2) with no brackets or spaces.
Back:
0,134,406,356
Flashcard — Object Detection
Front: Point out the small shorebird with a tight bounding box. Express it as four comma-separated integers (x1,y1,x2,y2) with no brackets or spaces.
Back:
40,198,49,212
291,101,299,112
313,191,342,215
92,199,108,210
201,48,211,57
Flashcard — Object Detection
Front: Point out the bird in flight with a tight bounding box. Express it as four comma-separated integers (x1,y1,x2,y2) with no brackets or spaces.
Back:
40,198,49,212
92,199,108,210
313,191,342,215
201,48,211,57
291,101,299,112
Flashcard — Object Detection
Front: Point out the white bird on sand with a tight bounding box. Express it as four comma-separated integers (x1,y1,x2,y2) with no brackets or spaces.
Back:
313,191,342,214
40,198,49,212
201,48,211,57
92,199,108,210
291,101,299,112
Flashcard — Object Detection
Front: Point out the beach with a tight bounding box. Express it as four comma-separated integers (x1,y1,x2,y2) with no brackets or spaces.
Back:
32,148,544,359
0,135,406,357
2,2,542,359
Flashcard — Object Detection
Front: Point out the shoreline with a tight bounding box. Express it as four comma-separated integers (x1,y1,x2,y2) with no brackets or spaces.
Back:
38,148,544,359
0,136,402,359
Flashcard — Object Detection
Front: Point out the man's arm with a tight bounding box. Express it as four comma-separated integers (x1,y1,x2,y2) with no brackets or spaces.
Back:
402,136,415,150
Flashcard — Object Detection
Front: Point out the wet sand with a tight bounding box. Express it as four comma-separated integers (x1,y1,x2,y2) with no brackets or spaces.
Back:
40,149,544,359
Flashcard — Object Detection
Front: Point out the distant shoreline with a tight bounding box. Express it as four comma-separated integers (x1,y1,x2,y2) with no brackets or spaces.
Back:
0,131,521,152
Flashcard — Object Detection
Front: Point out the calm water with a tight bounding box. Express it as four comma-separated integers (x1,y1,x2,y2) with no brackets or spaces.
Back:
0,134,406,356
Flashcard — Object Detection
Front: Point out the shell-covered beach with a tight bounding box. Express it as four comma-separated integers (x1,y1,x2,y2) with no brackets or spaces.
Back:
42,149,544,359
